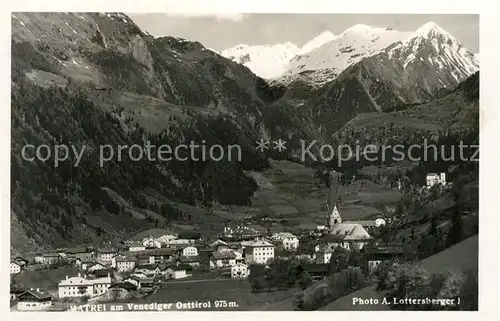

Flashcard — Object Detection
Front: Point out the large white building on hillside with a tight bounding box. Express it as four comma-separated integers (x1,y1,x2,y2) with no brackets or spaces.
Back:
243,240,275,264
58,273,112,298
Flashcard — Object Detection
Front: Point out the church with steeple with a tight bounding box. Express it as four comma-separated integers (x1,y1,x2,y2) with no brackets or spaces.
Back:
325,171,342,229
321,171,373,251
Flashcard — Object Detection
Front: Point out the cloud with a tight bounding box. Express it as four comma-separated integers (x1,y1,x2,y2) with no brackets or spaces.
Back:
166,13,246,22
162,1,247,22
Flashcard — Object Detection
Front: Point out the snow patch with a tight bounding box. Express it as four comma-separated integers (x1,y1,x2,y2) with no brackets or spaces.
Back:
298,31,337,55
220,42,300,79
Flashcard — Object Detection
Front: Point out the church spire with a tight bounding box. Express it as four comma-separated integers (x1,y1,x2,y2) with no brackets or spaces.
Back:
326,171,342,228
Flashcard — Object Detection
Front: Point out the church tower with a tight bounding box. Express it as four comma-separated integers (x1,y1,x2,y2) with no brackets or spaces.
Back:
326,171,342,228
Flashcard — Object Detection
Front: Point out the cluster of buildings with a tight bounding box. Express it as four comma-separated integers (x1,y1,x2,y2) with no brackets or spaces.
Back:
11,230,293,310
11,171,408,311
309,171,405,271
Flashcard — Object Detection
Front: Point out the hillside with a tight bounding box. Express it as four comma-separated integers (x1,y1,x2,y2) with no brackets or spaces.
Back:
11,12,275,249
320,234,478,310
10,13,480,252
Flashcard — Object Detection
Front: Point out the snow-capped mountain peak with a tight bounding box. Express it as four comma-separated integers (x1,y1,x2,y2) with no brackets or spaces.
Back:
276,21,478,89
416,21,450,38
298,31,337,55
220,42,300,79
385,22,478,85
220,31,338,79
280,24,413,85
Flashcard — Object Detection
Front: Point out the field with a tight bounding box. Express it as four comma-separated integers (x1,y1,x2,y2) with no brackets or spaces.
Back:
132,278,296,311
245,160,401,228
12,267,79,291
107,158,402,243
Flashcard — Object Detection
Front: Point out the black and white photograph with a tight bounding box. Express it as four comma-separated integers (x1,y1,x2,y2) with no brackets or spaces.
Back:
6,3,488,315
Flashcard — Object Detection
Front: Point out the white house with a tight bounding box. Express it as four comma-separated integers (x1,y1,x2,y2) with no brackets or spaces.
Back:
181,246,198,257
231,263,249,278
166,266,188,279
142,237,162,249
243,240,275,265
17,289,53,311
34,253,61,265
113,256,136,273
210,250,237,268
426,172,447,188
271,232,299,251
58,273,112,298
10,261,22,274
96,248,118,264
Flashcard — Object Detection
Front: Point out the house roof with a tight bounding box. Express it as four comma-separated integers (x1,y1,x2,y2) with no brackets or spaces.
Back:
18,288,53,300
98,247,118,253
329,223,372,240
244,240,274,248
210,239,229,247
42,253,60,257
110,281,137,290
271,232,297,239
168,265,187,271
157,263,174,271
135,264,157,270
211,251,237,259
13,256,28,262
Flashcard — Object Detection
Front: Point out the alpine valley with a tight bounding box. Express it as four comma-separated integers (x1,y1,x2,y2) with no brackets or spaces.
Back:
11,12,479,259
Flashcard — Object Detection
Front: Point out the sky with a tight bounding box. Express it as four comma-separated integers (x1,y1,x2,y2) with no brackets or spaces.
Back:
128,14,479,52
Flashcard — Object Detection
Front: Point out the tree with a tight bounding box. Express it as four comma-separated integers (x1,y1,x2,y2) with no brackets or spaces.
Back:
446,206,464,247
329,247,349,273
438,270,466,304
298,272,313,290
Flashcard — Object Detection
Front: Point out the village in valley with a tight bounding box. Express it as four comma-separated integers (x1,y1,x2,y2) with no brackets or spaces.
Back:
10,164,477,312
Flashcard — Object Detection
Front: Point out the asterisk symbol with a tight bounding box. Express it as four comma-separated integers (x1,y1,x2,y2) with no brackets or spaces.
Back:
273,139,287,152
255,139,270,152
